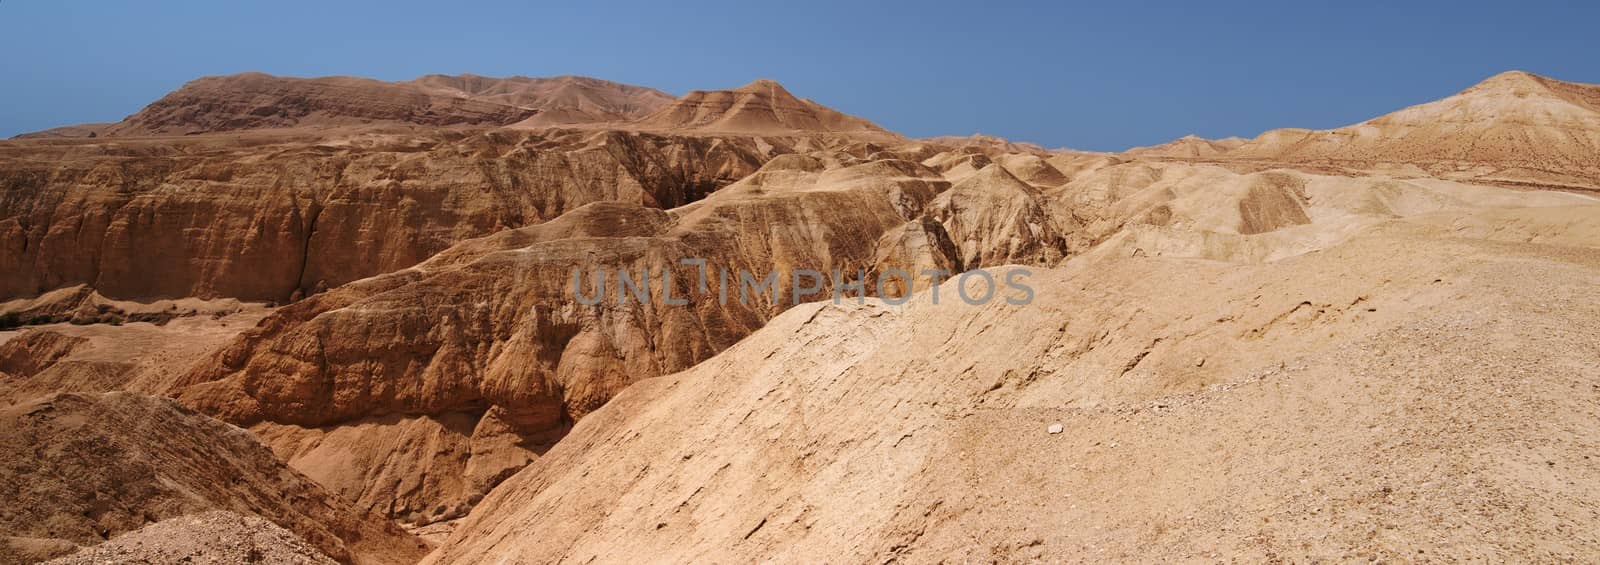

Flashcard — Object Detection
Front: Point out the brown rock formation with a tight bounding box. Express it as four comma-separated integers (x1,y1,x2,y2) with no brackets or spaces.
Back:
43,511,338,565
8,66,1600,563
992,153,1071,187
636,79,901,140
102,73,539,136
0,128,768,303
408,74,675,127
0,330,86,379
424,187,1600,563
0,301,269,407
925,164,1075,268
0,392,427,565
167,155,975,521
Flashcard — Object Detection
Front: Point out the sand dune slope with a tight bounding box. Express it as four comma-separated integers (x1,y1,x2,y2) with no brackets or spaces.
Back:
428,210,1600,562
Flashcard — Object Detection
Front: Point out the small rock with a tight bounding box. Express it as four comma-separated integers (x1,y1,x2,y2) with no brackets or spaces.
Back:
1047,423,1064,434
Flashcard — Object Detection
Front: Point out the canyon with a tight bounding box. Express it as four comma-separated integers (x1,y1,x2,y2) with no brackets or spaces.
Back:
3,69,1600,563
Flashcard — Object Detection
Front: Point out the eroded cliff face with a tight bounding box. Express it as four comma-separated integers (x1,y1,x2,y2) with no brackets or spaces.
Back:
0,128,771,304
1,115,1082,523
170,154,1080,522
425,220,1600,564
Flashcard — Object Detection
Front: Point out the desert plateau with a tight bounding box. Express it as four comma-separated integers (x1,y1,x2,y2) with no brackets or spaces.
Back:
2,3,1599,563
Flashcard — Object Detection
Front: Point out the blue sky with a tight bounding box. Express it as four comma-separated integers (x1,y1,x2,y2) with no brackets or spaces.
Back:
1,1,1595,150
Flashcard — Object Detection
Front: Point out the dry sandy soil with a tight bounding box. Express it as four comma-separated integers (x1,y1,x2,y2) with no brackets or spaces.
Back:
1,69,1599,563
42,511,337,565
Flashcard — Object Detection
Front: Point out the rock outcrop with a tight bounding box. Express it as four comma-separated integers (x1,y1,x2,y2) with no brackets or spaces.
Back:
169,155,986,522
925,164,1075,267
0,392,427,565
0,128,769,303
43,511,338,565
0,302,269,407
7,66,1600,563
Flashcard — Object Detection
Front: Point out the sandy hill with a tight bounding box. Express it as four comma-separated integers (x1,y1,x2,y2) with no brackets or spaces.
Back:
1227,70,1600,190
43,511,337,565
1123,134,1247,158
636,79,900,140
0,392,426,565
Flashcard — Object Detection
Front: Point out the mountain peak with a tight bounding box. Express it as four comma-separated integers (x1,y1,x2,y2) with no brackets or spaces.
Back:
734,78,791,94
636,79,896,138
1225,70,1600,189
961,162,1033,191
1464,69,1555,94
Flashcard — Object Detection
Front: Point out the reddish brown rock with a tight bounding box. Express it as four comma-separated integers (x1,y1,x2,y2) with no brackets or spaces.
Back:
0,392,427,565
171,155,1039,520
0,129,770,303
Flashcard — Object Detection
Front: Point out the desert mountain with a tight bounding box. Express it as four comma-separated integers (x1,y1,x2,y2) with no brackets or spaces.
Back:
425,171,1600,563
0,392,427,565
9,123,112,140
4,67,1600,562
408,74,675,127
0,128,769,304
166,153,1075,523
1123,134,1247,158
636,79,900,140
1226,71,1600,190
48,72,670,138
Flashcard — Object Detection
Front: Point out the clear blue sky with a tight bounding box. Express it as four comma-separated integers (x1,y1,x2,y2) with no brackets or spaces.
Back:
2,0,1596,151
